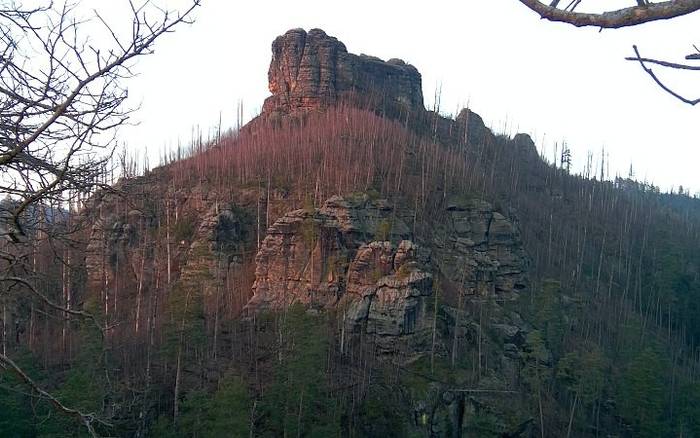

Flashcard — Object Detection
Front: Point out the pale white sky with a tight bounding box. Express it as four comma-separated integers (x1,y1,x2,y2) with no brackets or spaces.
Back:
96,1,699,193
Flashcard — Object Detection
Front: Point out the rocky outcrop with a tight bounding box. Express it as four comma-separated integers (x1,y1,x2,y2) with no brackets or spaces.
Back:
247,194,528,356
261,28,540,159
82,178,253,332
263,28,423,117
247,195,434,353
434,197,528,301
247,194,414,311
455,108,495,147
176,203,248,303
83,180,147,303
342,240,434,353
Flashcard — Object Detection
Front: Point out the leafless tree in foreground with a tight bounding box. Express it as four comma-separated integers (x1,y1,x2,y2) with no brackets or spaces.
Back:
517,0,700,105
0,1,199,435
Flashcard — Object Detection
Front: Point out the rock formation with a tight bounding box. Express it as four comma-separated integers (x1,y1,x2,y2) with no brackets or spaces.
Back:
83,179,252,336
247,194,528,355
260,27,541,165
60,27,562,438
434,197,528,301
247,194,414,311
342,240,434,354
263,28,423,117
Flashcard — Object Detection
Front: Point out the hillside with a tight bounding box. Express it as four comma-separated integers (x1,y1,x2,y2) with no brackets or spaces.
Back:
2,28,700,437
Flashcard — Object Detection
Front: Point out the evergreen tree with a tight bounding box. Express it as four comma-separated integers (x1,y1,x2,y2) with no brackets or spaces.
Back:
620,348,667,437
259,304,340,437
0,350,42,437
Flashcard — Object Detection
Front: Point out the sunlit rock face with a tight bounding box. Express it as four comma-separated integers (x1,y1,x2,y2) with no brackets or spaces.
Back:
262,28,424,117
246,194,415,312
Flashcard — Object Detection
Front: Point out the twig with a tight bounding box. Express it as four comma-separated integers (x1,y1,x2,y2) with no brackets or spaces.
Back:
624,56,700,71
628,45,700,106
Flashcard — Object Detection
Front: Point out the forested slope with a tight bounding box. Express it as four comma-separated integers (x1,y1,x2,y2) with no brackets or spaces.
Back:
2,28,700,437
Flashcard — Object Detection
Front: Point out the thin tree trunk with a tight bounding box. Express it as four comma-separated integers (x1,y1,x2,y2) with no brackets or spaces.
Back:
249,399,257,438
431,281,439,374
567,392,578,438
166,198,172,285
135,237,146,335
296,389,304,438
451,289,463,368
2,303,6,357
173,347,182,422
478,300,483,379
340,308,346,355
173,287,193,423
537,365,545,438
213,252,221,360
595,232,606,298
138,268,157,438
61,249,68,353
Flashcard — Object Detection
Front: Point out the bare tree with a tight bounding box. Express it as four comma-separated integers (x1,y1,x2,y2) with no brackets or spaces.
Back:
517,0,700,105
0,1,199,435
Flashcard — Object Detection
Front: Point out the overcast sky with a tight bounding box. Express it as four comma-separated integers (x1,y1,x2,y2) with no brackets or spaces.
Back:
98,1,699,193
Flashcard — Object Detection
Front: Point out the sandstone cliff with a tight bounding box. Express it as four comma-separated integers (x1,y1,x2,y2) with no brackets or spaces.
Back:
247,194,528,357
263,28,423,117
259,28,540,160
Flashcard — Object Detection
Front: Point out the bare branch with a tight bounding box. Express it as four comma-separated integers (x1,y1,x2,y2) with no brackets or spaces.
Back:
0,353,104,437
518,0,700,28
0,276,105,333
624,56,700,70
628,45,700,105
